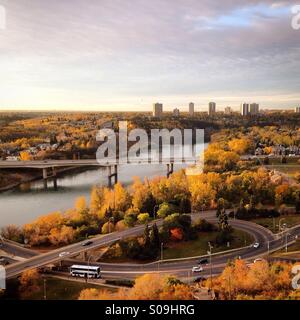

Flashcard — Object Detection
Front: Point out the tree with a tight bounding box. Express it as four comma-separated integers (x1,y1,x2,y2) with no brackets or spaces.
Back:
170,228,183,241
101,221,115,234
19,151,32,161
1,225,23,243
149,223,160,251
75,196,87,214
157,202,177,218
137,213,150,224
78,274,194,300
48,225,75,245
124,212,137,227
90,186,105,215
19,269,41,297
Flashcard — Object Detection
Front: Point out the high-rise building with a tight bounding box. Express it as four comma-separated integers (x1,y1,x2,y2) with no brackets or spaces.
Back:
208,102,216,115
224,106,232,114
152,103,163,117
189,102,194,116
295,107,300,113
241,103,249,116
250,103,259,115
173,108,180,117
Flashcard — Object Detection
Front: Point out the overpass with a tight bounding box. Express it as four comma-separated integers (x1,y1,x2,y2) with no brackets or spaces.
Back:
5,211,300,280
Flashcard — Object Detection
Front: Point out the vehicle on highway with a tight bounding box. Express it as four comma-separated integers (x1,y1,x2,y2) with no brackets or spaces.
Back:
192,266,203,273
253,242,260,249
82,240,93,247
198,258,208,265
70,265,101,278
253,258,265,263
59,251,70,258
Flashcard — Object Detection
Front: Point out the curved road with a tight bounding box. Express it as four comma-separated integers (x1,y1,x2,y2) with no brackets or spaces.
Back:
4,211,300,280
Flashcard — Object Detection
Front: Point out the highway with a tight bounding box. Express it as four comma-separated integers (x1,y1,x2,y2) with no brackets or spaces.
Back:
4,211,300,280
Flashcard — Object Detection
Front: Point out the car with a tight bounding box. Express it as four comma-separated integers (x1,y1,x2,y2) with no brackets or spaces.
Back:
253,242,260,249
59,251,70,258
82,241,93,247
198,258,208,265
192,266,203,273
253,258,265,263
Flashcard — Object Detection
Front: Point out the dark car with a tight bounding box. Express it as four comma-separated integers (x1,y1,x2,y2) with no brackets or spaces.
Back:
198,258,209,265
82,241,93,247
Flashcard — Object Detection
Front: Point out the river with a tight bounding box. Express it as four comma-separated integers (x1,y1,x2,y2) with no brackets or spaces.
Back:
0,143,207,228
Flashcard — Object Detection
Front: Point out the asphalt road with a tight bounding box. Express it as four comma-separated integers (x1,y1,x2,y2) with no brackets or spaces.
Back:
4,211,300,280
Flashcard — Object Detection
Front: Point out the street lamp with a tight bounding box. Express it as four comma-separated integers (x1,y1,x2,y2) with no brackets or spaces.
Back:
86,254,93,283
158,242,164,273
208,242,213,297
285,233,291,253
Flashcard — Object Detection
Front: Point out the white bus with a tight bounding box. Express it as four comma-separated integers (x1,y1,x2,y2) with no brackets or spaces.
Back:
70,265,101,279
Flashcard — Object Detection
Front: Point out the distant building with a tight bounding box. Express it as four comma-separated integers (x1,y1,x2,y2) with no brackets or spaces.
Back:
208,102,216,115
250,103,259,115
241,103,249,116
295,107,300,113
224,106,232,114
189,102,194,116
153,103,163,117
173,108,180,117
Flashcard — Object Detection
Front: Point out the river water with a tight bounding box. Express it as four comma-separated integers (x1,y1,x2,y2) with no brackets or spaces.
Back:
0,143,207,228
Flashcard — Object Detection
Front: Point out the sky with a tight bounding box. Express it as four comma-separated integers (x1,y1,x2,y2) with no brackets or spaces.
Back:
0,0,300,111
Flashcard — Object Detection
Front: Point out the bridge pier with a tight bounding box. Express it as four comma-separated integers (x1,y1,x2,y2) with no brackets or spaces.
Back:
108,164,118,187
42,168,48,180
167,163,174,178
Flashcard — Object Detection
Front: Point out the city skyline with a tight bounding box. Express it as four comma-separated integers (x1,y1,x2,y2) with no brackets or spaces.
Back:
0,1,300,111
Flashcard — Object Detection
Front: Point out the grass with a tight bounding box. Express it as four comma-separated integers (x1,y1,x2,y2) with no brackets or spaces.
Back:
271,240,300,260
267,157,300,165
266,164,300,178
3,277,116,300
162,229,253,260
251,215,300,233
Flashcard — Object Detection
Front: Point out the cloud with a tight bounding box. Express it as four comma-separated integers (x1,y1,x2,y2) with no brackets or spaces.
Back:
0,0,299,110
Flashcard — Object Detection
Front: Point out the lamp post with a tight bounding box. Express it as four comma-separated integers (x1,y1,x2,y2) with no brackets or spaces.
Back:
285,233,291,253
208,242,213,297
86,254,93,283
158,242,164,273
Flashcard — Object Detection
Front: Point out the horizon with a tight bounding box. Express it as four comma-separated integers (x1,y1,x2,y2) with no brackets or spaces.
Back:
0,1,300,111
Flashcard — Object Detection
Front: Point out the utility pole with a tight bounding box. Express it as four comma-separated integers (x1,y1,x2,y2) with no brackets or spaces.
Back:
158,242,164,274
208,242,213,297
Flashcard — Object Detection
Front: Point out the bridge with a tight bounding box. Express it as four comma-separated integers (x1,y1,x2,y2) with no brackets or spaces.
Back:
0,158,197,187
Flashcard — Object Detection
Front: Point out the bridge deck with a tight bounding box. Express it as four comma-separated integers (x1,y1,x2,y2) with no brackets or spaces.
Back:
0,158,198,169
